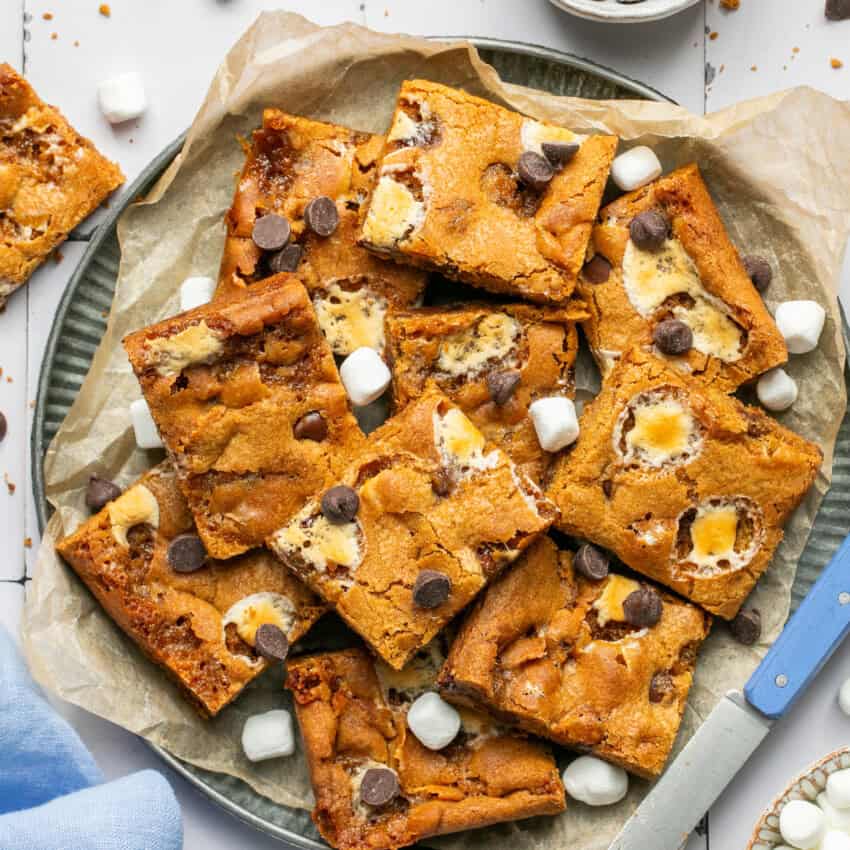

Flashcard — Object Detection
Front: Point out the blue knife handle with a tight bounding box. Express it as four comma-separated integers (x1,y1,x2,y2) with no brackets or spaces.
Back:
745,533,850,719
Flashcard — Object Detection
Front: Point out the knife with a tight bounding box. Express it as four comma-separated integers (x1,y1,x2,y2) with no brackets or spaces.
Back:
610,532,850,850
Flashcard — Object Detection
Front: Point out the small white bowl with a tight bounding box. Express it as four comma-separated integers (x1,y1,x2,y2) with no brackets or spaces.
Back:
548,0,702,23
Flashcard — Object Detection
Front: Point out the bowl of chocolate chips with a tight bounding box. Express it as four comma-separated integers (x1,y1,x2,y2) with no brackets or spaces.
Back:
548,0,702,23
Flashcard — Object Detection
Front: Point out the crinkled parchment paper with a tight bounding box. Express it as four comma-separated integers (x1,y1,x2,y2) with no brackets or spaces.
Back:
22,12,850,849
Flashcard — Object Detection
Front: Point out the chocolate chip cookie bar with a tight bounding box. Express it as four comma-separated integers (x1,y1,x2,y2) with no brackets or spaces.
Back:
546,349,822,618
287,646,565,850
385,301,587,482
359,79,617,304
123,274,364,560
56,463,327,717
0,63,124,306
217,109,426,355
269,389,558,669
438,536,711,778
579,163,787,390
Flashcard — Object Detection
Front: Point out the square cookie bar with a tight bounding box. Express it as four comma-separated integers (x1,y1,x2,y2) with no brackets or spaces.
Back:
269,389,557,669
0,64,124,306
123,274,364,560
359,79,617,305
56,463,327,716
385,301,587,483
217,109,426,355
578,163,786,391
287,646,565,850
439,537,711,778
546,349,822,618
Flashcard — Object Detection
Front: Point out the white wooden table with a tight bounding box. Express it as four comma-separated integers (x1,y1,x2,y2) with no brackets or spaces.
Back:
1,2,848,848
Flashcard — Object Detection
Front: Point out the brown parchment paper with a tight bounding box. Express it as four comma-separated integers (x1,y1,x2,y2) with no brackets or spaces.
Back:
21,12,850,849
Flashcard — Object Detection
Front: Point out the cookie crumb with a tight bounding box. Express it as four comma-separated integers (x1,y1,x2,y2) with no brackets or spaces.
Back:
750,65,758,71
42,11,53,20
720,0,739,8
50,32,57,40
99,3,111,16
832,57,844,69
5,474,16,495
709,31,719,40
23,537,32,548
73,40,80,47
53,249,64,264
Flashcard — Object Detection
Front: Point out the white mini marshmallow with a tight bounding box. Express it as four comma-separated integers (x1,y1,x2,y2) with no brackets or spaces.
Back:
529,396,579,452
757,368,798,412
775,300,826,355
839,678,850,717
406,692,461,751
339,346,391,406
562,756,628,807
241,709,295,762
97,72,147,124
130,398,163,450
822,830,850,850
818,791,850,830
779,799,826,850
610,146,663,192
179,276,216,312
827,769,850,810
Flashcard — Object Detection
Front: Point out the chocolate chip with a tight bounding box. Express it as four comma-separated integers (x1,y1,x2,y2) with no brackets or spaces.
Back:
321,485,359,524
431,469,454,498
269,243,303,274
730,608,761,646
0,412,6,442
85,476,122,511
629,210,669,251
254,623,290,662
574,544,610,581
826,0,850,20
623,586,663,628
359,767,400,807
582,255,611,284
649,671,674,703
252,214,291,251
167,533,207,573
742,255,773,293
293,412,328,441
487,370,521,406
412,570,451,609
517,151,554,191
541,142,579,169
304,196,339,237
653,319,693,355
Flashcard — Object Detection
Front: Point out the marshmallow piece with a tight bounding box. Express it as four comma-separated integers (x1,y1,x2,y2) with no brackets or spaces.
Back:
610,146,663,192
757,368,798,412
180,276,216,312
775,300,826,355
97,72,147,124
529,396,579,452
406,692,461,751
779,799,825,849
130,398,163,449
839,678,850,716
241,709,295,762
562,755,629,807
827,770,850,810
818,792,850,830
339,346,391,407
822,830,850,850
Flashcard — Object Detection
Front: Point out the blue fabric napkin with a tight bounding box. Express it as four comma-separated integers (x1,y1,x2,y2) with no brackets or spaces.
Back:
0,625,183,850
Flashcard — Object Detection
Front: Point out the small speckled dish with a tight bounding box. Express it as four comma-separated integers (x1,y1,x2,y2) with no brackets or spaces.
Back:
748,748,850,849
548,0,701,23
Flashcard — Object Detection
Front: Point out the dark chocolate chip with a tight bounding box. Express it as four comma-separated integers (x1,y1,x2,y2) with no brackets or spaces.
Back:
167,533,207,573
826,0,850,20
0,411,6,442
574,543,610,581
582,255,612,284
293,412,328,441
629,210,669,251
623,586,663,628
359,767,400,807
412,570,452,609
742,255,773,293
269,243,304,274
517,151,555,191
649,671,674,703
254,623,290,662
252,214,291,251
486,370,521,406
304,196,339,237
85,475,122,511
321,485,359,524
431,469,454,498
541,141,580,169
653,319,693,355
730,608,761,646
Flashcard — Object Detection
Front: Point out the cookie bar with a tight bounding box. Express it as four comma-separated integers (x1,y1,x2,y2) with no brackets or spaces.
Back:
438,537,711,778
217,109,426,355
359,79,617,304
287,646,565,850
579,163,786,390
0,64,124,306
123,274,364,560
56,463,327,717
546,349,822,618
385,301,587,483
269,389,557,669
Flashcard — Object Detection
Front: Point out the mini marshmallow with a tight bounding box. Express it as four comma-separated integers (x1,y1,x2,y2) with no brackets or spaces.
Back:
757,368,798,412
839,678,850,716
779,799,826,850
562,756,628,807
339,346,391,407
97,72,147,124
827,769,850,810
775,300,826,355
822,830,850,850
818,791,850,830
406,692,461,751
179,276,216,312
130,398,163,450
241,709,295,762
610,146,663,192
529,396,579,452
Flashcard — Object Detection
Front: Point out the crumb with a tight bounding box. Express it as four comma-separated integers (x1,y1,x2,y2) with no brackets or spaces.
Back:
793,47,800,53
384,8,389,15
99,3,111,16
710,31,719,40
23,537,32,548
832,58,844,69
73,40,80,47
129,138,134,144
101,309,109,318
720,0,739,8
720,64,726,73
5,474,16,495
42,12,53,20
50,32,57,40
750,65,758,71
53,250,64,264
6,376,12,383
29,400,35,409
